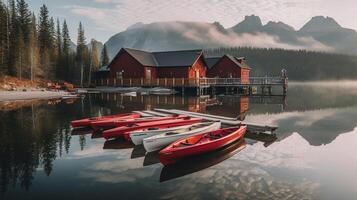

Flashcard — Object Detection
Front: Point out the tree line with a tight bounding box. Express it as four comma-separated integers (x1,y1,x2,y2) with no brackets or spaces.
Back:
205,47,357,80
0,0,110,85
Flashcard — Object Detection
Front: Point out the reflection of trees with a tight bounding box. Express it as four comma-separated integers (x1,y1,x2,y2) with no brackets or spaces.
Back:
0,98,94,195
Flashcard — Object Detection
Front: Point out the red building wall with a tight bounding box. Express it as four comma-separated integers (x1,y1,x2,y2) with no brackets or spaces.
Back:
109,50,158,79
109,50,207,79
157,67,189,78
188,56,207,78
157,55,207,78
207,56,241,78
207,56,250,83
240,68,250,84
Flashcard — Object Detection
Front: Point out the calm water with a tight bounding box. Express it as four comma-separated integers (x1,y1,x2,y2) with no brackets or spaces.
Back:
1,82,357,200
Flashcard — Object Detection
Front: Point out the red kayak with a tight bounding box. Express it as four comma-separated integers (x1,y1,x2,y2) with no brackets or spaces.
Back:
91,115,187,131
71,113,140,128
159,126,247,165
103,118,203,140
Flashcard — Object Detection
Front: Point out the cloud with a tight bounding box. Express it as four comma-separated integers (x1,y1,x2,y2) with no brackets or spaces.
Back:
68,0,324,34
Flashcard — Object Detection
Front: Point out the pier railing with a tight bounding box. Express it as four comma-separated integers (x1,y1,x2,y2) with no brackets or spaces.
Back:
96,77,287,87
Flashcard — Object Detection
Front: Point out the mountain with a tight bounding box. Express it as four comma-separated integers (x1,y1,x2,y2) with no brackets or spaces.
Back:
104,15,357,58
230,15,263,33
298,16,357,53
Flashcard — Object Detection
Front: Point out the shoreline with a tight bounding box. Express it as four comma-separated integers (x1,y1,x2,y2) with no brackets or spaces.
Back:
0,90,72,102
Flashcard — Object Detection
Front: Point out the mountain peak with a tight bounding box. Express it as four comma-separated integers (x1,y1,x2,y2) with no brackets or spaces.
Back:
265,21,295,31
300,16,341,32
231,15,262,33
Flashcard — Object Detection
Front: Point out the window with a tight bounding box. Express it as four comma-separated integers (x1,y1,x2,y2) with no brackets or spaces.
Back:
116,71,123,79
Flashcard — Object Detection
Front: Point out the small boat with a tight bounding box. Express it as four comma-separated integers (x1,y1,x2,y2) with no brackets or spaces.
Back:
143,121,221,153
70,113,141,128
160,139,246,182
130,123,205,145
159,126,247,165
102,118,203,140
90,115,186,131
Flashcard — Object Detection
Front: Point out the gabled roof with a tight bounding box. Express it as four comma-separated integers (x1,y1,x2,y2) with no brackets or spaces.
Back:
205,55,251,70
152,49,203,67
124,48,158,66
204,57,221,69
225,55,251,69
116,48,204,68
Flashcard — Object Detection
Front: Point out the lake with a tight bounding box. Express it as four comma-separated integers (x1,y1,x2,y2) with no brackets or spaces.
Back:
1,82,357,200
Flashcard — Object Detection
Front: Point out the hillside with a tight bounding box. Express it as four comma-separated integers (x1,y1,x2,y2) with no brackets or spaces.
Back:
205,47,357,81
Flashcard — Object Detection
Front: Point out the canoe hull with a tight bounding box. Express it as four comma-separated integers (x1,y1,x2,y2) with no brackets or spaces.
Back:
130,124,195,145
143,122,221,153
159,126,247,165
103,118,202,140
90,115,186,131
70,113,140,128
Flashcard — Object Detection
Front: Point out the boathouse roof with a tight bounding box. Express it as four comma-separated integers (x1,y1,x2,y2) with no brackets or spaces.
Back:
122,48,203,67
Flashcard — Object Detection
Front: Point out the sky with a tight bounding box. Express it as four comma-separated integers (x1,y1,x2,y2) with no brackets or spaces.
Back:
23,0,357,43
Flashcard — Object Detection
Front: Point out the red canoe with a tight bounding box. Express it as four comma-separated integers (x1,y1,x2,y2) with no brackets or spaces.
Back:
159,126,247,165
70,113,140,128
103,118,203,140
91,115,187,131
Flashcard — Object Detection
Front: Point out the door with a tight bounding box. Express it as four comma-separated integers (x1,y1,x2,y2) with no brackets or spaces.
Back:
195,70,200,78
145,69,151,79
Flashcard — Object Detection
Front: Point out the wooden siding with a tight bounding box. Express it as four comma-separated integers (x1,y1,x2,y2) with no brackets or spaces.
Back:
207,56,250,82
241,68,250,84
109,50,156,79
189,56,207,78
157,67,189,78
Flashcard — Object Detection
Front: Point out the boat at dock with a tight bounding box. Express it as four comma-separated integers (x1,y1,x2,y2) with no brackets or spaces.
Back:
70,113,141,128
159,126,246,165
130,123,211,145
102,117,203,140
90,115,187,131
143,121,221,153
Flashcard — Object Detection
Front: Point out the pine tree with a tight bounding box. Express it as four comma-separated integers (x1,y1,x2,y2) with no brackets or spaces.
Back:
61,20,71,80
16,0,31,79
0,1,9,74
38,4,51,79
101,44,109,66
8,0,19,76
16,0,31,44
17,28,25,79
88,39,99,85
76,22,88,86
55,18,62,79
29,13,40,80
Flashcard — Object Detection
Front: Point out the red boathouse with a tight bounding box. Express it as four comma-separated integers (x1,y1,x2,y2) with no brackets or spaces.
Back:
107,48,207,79
205,55,251,83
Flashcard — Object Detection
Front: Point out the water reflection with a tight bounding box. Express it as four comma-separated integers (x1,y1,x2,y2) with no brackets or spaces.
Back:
0,98,78,194
160,139,246,182
1,82,357,199
103,138,134,150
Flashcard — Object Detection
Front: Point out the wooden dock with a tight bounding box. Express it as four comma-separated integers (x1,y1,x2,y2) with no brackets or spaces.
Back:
95,76,288,95
135,108,278,134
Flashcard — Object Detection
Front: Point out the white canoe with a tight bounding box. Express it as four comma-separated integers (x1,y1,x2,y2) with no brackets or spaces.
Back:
130,124,199,145
143,121,221,152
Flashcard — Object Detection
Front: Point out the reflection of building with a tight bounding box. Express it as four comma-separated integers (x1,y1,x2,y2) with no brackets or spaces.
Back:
93,93,209,113
206,96,250,120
